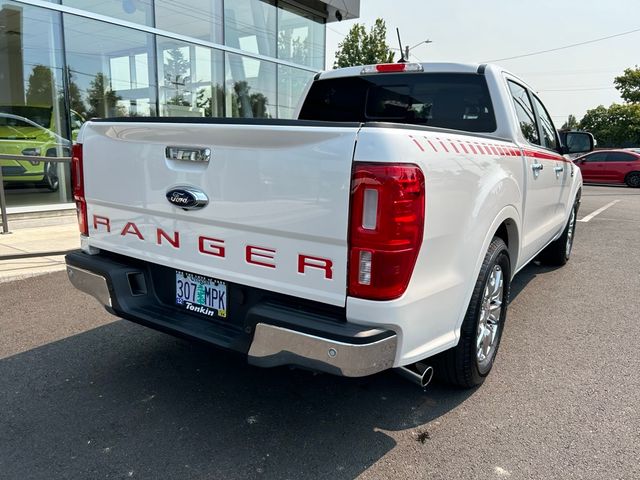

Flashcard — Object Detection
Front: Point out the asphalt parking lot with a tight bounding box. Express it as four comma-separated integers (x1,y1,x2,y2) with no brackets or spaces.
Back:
1,185,638,480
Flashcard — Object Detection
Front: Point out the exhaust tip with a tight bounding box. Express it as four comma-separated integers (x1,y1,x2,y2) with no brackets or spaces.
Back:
396,362,434,388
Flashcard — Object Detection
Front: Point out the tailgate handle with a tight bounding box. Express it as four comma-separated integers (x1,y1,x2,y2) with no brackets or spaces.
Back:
165,146,211,163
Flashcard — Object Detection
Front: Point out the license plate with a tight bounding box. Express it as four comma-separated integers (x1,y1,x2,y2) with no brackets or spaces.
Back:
175,270,227,318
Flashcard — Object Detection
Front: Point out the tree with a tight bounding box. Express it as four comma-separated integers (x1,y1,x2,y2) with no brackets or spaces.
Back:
614,66,640,104
65,67,87,118
163,48,191,106
333,18,394,68
86,73,123,118
560,114,579,131
26,65,55,105
231,81,271,118
579,103,640,147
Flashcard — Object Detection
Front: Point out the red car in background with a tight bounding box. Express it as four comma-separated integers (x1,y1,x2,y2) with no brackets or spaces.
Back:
573,149,640,188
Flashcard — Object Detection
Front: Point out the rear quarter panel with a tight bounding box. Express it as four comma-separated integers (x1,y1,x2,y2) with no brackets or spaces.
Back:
347,126,524,365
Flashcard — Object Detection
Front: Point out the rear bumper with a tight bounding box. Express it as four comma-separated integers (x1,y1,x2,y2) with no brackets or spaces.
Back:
65,251,397,377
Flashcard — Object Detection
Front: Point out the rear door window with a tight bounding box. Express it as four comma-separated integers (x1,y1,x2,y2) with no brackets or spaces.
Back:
605,152,636,162
531,95,558,151
299,73,497,132
507,81,540,145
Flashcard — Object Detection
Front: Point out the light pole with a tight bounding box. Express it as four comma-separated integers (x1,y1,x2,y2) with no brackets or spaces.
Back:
404,40,433,61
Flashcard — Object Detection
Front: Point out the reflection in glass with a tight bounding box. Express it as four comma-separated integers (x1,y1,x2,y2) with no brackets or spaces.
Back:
226,53,276,118
64,14,157,118
277,66,313,119
155,0,223,44
157,37,224,117
0,1,72,206
508,81,539,145
225,0,276,58
62,0,153,26
278,4,325,70
532,96,558,150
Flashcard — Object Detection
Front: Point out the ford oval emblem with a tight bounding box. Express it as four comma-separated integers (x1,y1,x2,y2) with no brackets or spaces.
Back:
166,186,209,211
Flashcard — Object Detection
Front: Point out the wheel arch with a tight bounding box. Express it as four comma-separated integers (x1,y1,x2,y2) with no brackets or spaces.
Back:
493,217,519,274
453,205,521,334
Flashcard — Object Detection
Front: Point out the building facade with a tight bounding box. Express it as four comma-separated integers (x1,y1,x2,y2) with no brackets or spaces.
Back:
0,0,359,213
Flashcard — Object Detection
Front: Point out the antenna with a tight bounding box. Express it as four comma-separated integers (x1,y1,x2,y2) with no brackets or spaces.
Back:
396,28,406,63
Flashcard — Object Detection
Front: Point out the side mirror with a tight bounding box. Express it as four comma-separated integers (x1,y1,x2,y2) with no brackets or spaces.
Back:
560,131,594,155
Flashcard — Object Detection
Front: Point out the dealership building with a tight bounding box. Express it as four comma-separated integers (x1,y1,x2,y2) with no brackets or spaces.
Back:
0,0,359,215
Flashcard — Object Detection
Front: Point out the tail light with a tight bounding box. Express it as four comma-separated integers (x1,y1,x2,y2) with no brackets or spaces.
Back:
71,143,88,236
348,163,425,300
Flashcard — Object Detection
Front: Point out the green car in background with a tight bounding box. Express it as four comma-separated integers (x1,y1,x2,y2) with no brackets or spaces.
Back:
0,106,83,192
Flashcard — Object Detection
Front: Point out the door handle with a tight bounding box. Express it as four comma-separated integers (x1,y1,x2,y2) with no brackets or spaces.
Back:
531,163,544,172
554,166,564,173
165,146,211,163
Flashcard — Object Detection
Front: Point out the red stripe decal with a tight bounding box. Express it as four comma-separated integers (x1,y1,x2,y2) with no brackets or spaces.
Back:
523,149,570,163
438,139,449,152
467,143,477,154
449,141,460,153
459,142,469,154
475,143,485,154
410,136,425,152
424,137,438,152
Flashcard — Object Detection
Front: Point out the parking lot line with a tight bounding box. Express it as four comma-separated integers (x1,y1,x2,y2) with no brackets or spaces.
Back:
578,199,621,222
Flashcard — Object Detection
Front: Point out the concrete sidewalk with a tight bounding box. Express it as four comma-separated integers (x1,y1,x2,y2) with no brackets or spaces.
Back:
0,214,79,283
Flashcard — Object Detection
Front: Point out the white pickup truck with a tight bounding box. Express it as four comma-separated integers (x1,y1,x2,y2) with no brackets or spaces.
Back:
66,62,593,388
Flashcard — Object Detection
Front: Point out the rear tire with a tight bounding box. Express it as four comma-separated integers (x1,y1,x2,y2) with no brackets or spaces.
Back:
538,201,578,266
625,172,640,188
434,237,511,388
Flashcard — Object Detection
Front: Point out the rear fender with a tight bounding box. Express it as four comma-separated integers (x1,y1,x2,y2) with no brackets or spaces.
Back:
453,182,521,337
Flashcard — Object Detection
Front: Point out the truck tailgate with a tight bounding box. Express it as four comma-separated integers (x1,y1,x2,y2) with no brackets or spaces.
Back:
80,120,360,307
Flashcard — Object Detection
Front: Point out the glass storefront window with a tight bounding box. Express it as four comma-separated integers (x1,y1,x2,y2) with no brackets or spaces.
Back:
226,53,276,118
278,3,325,70
277,66,313,119
155,0,223,44
225,0,276,58
1,0,326,214
63,14,157,118
157,37,225,117
62,0,153,27
0,1,72,208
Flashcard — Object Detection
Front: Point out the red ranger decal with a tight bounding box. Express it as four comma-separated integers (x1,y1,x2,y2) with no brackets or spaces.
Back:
90,215,333,279
157,229,180,248
121,222,144,240
246,245,276,268
93,215,111,232
199,236,226,257
298,255,333,279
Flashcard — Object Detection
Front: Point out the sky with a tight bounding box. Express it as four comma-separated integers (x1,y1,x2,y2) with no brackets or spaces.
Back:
324,0,640,126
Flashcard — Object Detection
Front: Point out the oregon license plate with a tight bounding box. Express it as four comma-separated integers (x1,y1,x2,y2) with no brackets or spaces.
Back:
175,270,227,318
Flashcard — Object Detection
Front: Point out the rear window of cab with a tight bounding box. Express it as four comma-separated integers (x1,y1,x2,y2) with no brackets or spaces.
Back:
299,72,497,132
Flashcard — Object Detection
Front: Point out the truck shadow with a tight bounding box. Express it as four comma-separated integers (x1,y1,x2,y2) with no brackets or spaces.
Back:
0,321,474,479
509,261,558,302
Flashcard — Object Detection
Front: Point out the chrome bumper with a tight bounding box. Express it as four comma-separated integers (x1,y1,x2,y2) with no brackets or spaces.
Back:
66,265,112,307
248,323,397,377
66,264,397,378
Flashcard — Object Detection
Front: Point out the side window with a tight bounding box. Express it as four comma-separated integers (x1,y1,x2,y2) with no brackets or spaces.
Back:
583,152,607,163
605,152,635,162
532,95,558,150
507,81,540,145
